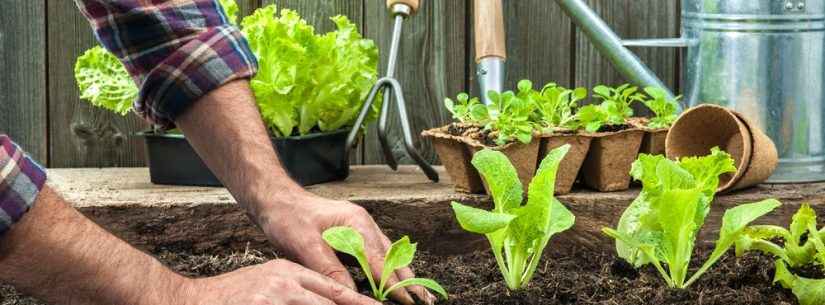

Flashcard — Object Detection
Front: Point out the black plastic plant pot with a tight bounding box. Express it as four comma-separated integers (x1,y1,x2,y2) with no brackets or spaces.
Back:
139,129,350,187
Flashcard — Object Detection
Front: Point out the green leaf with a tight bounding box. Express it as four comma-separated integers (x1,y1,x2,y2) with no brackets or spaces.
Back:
74,46,138,115
380,236,416,292
775,260,825,305
656,189,703,287
451,202,516,234
322,227,377,296
382,278,449,301
471,149,523,212
218,0,239,25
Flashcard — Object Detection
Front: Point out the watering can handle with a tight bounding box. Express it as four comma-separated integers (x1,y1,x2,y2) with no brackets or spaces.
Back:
387,0,420,15
474,0,506,62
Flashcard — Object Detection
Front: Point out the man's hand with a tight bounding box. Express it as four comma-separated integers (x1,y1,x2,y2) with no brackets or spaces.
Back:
254,194,435,305
184,259,382,305
175,80,433,305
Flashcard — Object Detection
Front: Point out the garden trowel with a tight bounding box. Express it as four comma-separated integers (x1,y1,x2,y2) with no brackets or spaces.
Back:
346,0,440,182
474,0,507,105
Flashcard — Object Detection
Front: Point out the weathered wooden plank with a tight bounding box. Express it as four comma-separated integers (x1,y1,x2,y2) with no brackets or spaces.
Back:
47,1,148,168
0,0,48,164
574,0,680,105
469,0,574,93
362,0,468,165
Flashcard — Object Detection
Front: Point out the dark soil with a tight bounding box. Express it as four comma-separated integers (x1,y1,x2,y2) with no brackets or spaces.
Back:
597,124,632,133
1,247,811,305
446,123,498,147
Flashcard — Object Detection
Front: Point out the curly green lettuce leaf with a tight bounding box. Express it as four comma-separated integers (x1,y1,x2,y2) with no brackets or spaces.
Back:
242,6,379,137
775,260,825,305
74,46,138,115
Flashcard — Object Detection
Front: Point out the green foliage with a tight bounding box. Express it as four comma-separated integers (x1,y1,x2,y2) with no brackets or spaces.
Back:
451,145,576,290
575,104,610,133
486,89,536,146
592,84,644,125
602,149,780,289
444,93,488,124
642,87,680,129
242,6,380,137
774,260,825,305
322,227,448,301
218,0,239,24
734,204,825,305
74,46,138,116
532,82,587,131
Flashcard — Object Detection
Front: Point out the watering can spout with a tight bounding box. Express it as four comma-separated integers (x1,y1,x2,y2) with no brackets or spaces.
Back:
555,0,681,100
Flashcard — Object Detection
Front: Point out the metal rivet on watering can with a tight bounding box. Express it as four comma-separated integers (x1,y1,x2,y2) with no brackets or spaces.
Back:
798,2,806,9
786,1,796,10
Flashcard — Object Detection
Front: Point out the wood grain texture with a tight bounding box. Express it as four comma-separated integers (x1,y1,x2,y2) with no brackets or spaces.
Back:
470,0,574,95
0,0,48,164
473,0,507,61
362,0,467,165
574,0,680,108
47,1,148,168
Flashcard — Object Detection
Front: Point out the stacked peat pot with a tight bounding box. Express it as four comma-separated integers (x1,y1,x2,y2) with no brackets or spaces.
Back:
425,82,681,195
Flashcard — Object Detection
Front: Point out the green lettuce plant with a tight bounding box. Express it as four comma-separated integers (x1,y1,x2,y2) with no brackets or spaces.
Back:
74,46,138,116
444,93,488,124
486,90,536,145
451,145,576,290
322,226,448,301
592,84,644,125
603,149,781,289
734,204,825,305
642,87,680,129
532,82,587,131
241,5,379,137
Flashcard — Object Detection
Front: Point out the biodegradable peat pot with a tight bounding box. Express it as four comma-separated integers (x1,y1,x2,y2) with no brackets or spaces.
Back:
140,129,350,187
580,127,645,192
628,117,668,156
666,104,778,192
421,125,484,193
467,139,540,194
539,131,592,195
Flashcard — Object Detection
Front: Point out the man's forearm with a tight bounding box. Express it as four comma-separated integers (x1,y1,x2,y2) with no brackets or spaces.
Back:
0,186,186,305
174,80,308,224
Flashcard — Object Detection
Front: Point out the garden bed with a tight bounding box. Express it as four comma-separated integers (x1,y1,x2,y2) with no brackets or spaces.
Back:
3,166,823,304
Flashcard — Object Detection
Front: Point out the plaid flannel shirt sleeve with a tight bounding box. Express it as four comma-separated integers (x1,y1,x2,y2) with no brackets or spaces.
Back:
75,0,258,129
0,135,47,238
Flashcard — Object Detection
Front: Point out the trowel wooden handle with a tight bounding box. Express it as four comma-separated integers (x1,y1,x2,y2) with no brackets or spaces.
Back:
474,0,506,62
387,0,420,15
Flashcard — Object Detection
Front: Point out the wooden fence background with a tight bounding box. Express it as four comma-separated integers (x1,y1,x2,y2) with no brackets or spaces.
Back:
0,0,680,168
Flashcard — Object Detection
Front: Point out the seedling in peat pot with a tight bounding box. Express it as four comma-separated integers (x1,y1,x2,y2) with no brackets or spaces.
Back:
592,84,645,125
451,145,576,290
735,204,825,305
641,87,680,129
532,83,588,131
444,93,489,124
322,227,448,302
603,148,781,289
486,90,537,145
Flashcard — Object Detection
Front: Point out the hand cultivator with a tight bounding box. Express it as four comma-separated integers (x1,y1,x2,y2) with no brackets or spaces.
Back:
346,0,440,182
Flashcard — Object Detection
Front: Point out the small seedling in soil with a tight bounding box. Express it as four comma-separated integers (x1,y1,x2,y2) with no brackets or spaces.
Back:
641,86,680,129
451,144,576,290
444,93,488,124
592,84,645,126
736,204,825,305
322,226,448,302
603,148,781,289
531,82,588,132
486,89,536,145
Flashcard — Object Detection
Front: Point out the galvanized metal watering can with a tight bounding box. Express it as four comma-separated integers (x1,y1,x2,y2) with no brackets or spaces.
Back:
557,0,825,183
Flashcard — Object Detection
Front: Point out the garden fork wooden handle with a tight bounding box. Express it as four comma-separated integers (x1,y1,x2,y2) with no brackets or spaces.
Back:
387,0,420,15
474,0,506,62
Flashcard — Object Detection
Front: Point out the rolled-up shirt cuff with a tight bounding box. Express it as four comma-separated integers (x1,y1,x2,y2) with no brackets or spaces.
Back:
0,135,47,237
133,25,258,129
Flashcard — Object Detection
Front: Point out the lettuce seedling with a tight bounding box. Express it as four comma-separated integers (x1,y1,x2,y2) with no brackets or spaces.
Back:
603,149,781,289
322,226,448,301
486,90,536,145
734,204,825,305
451,145,576,290
592,84,645,125
575,104,610,133
532,83,588,131
74,46,138,115
444,93,489,124
642,87,680,129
